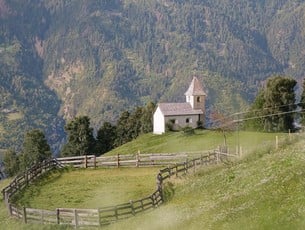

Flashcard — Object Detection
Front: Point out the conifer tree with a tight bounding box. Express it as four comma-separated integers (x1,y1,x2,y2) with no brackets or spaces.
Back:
61,116,95,156
19,129,52,170
95,122,117,155
3,149,19,177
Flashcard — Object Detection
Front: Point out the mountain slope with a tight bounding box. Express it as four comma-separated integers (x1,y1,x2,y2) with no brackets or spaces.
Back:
2,0,305,151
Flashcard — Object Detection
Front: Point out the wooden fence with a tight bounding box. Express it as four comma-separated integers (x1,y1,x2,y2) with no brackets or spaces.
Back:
2,158,62,209
2,151,221,228
55,152,212,169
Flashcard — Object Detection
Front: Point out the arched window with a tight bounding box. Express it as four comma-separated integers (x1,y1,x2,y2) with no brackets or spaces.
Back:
186,118,192,123
197,96,201,102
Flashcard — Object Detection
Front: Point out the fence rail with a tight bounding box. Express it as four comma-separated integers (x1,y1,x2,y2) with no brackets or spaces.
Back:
55,152,211,169
2,150,221,228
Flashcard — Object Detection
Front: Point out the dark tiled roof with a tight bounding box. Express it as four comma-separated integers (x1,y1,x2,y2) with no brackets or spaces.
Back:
158,103,203,116
185,76,206,96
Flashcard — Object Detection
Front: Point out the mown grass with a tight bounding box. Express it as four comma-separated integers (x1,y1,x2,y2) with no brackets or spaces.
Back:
106,130,288,156
103,134,305,230
12,167,160,210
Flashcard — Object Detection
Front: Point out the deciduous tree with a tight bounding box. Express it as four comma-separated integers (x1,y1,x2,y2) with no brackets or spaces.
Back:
245,76,297,132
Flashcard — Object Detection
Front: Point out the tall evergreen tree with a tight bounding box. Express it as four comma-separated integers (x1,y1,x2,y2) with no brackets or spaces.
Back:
114,111,132,147
19,129,52,170
61,116,95,156
140,102,155,133
95,122,117,155
3,149,19,177
129,107,143,138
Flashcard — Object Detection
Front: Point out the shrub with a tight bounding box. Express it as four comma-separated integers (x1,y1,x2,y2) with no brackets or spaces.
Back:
182,126,195,135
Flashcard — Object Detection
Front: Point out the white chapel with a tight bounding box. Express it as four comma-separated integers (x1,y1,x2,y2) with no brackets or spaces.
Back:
153,76,206,134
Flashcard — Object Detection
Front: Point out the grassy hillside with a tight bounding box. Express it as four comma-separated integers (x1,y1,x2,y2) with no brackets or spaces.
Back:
104,135,305,230
106,130,288,156
0,131,302,229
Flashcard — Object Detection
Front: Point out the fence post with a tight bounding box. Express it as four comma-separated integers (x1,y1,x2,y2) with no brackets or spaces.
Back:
56,208,60,224
94,155,97,169
84,155,88,168
115,206,119,220
175,164,178,177
136,151,140,167
130,200,135,215
276,136,279,149
156,172,164,203
157,172,162,189
23,207,27,223
151,194,156,207
117,154,120,168
74,209,79,228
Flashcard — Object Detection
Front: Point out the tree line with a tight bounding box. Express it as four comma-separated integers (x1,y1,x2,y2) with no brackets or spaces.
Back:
2,102,155,177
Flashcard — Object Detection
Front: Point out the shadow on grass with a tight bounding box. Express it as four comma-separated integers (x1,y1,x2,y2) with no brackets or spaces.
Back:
163,181,175,202
10,167,71,207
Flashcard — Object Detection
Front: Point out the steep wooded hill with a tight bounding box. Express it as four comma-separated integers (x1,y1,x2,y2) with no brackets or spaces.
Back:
1,0,305,151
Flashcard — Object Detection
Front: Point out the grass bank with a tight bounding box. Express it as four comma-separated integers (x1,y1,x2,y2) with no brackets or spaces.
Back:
106,130,289,156
0,131,301,229
103,134,305,230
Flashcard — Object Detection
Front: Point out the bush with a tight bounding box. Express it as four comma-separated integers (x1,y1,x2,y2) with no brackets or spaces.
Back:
196,120,203,129
165,119,175,132
182,126,195,135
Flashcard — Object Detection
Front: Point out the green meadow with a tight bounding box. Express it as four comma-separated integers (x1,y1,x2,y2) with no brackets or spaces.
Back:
0,131,303,230
104,134,305,230
107,130,289,156
11,167,160,210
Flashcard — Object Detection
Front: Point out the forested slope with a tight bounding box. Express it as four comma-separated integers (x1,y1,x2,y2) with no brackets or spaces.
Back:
1,0,305,151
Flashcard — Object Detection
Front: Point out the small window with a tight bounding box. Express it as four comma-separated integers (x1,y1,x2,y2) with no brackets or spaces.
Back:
186,118,192,123
197,96,201,102
175,119,178,124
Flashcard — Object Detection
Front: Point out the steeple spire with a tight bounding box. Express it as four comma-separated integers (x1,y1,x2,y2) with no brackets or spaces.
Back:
185,76,206,96
184,76,206,113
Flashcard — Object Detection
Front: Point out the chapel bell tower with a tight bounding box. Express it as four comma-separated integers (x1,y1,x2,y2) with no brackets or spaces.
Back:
184,76,206,121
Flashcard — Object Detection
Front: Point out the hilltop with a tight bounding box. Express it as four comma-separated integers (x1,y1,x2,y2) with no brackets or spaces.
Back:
105,130,288,156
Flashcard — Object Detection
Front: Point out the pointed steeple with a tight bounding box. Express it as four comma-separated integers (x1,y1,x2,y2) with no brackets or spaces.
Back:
185,76,206,96
184,76,206,113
